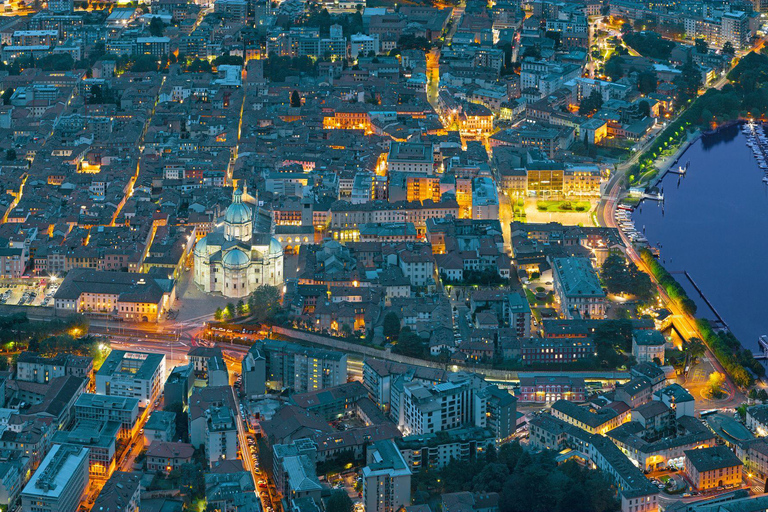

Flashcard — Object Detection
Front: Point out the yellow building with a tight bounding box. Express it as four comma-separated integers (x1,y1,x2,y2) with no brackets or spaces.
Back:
563,165,603,196
323,107,371,132
406,176,441,203
459,102,494,137
684,446,743,491
527,164,564,196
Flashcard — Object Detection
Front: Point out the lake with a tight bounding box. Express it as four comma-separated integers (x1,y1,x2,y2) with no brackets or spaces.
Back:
633,124,768,352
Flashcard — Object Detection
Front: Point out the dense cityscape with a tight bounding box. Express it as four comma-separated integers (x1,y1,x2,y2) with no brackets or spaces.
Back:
0,0,763,510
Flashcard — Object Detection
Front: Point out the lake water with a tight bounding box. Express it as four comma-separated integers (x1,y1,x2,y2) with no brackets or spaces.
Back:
633,124,768,352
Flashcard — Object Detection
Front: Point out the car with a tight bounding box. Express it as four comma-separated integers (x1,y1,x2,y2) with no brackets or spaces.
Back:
657,484,665,489
682,493,691,498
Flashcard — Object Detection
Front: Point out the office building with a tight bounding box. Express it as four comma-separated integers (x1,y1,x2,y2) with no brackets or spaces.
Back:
74,394,140,439
20,444,89,512
95,350,166,408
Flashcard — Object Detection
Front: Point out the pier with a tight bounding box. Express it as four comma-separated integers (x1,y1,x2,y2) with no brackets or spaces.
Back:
668,160,690,175
669,270,729,330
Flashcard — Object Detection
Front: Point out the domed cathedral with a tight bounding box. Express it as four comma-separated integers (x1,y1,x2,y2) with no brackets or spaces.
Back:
193,187,284,298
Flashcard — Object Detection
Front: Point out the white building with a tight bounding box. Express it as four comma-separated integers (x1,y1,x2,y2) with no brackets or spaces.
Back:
362,439,411,512
471,177,499,221
20,444,89,512
631,330,666,365
205,407,239,467
194,187,284,298
95,350,166,409
350,33,380,58
398,376,481,435
387,142,435,175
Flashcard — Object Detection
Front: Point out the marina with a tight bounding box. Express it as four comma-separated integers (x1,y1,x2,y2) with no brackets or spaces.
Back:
741,121,768,175
633,125,768,352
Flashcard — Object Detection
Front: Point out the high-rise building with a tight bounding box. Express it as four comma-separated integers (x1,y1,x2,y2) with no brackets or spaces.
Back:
362,440,412,512
721,11,749,50
257,339,347,393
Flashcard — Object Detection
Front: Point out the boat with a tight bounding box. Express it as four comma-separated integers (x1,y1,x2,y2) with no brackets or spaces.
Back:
759,335,768,355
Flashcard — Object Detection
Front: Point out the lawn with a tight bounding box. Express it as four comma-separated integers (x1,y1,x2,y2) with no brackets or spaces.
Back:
536,200,591,212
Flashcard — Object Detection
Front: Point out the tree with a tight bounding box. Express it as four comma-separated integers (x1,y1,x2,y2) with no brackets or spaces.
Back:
675,55,702,104
214,307,223,321
290,90,301,107
382,312,400,340
604,55,624,81
579,90,604,116
341,323,353,337
638,99,651,118
163,401,189,441
759,389,768,402
326,490,353,512
396,34,432,52
131,55,159,73
522,46,541,60
637,70,658,94
685,337,706,360
236,299,247,317
149,16,165,37
695,38,708,55
706,371,726,398
5,149,15,161
393,328,425,358
722,41,735,57
2,88,14,105
247,285,281,323
188,58,212,73
224,303,235,319
213,54,244,67
749,388,759,401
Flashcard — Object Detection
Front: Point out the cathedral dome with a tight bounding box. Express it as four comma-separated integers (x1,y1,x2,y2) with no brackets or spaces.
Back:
194,236,208,257
269,238,283,256
224,187,252,226
222,248,250,269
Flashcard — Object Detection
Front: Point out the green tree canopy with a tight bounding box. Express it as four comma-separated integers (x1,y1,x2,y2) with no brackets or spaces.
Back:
382,312,401,340
326,490,354,512
149,16,165,37
600,254,655,302
579,90,604,116
247,285,282,323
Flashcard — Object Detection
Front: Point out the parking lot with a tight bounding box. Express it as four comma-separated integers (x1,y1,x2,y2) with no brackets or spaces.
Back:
0,278,58,307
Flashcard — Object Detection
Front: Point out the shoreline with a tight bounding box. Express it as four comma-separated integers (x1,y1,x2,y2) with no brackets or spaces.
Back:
634,126,765,355
647,130,702,190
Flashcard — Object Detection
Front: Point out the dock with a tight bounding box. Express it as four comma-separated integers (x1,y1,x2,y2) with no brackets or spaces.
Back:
669,270,729,330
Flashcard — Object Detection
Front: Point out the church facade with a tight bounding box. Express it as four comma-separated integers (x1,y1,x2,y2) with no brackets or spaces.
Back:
193,188,284,298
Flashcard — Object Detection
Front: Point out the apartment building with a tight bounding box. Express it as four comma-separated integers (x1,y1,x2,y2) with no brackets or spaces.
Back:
362,439,412,512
